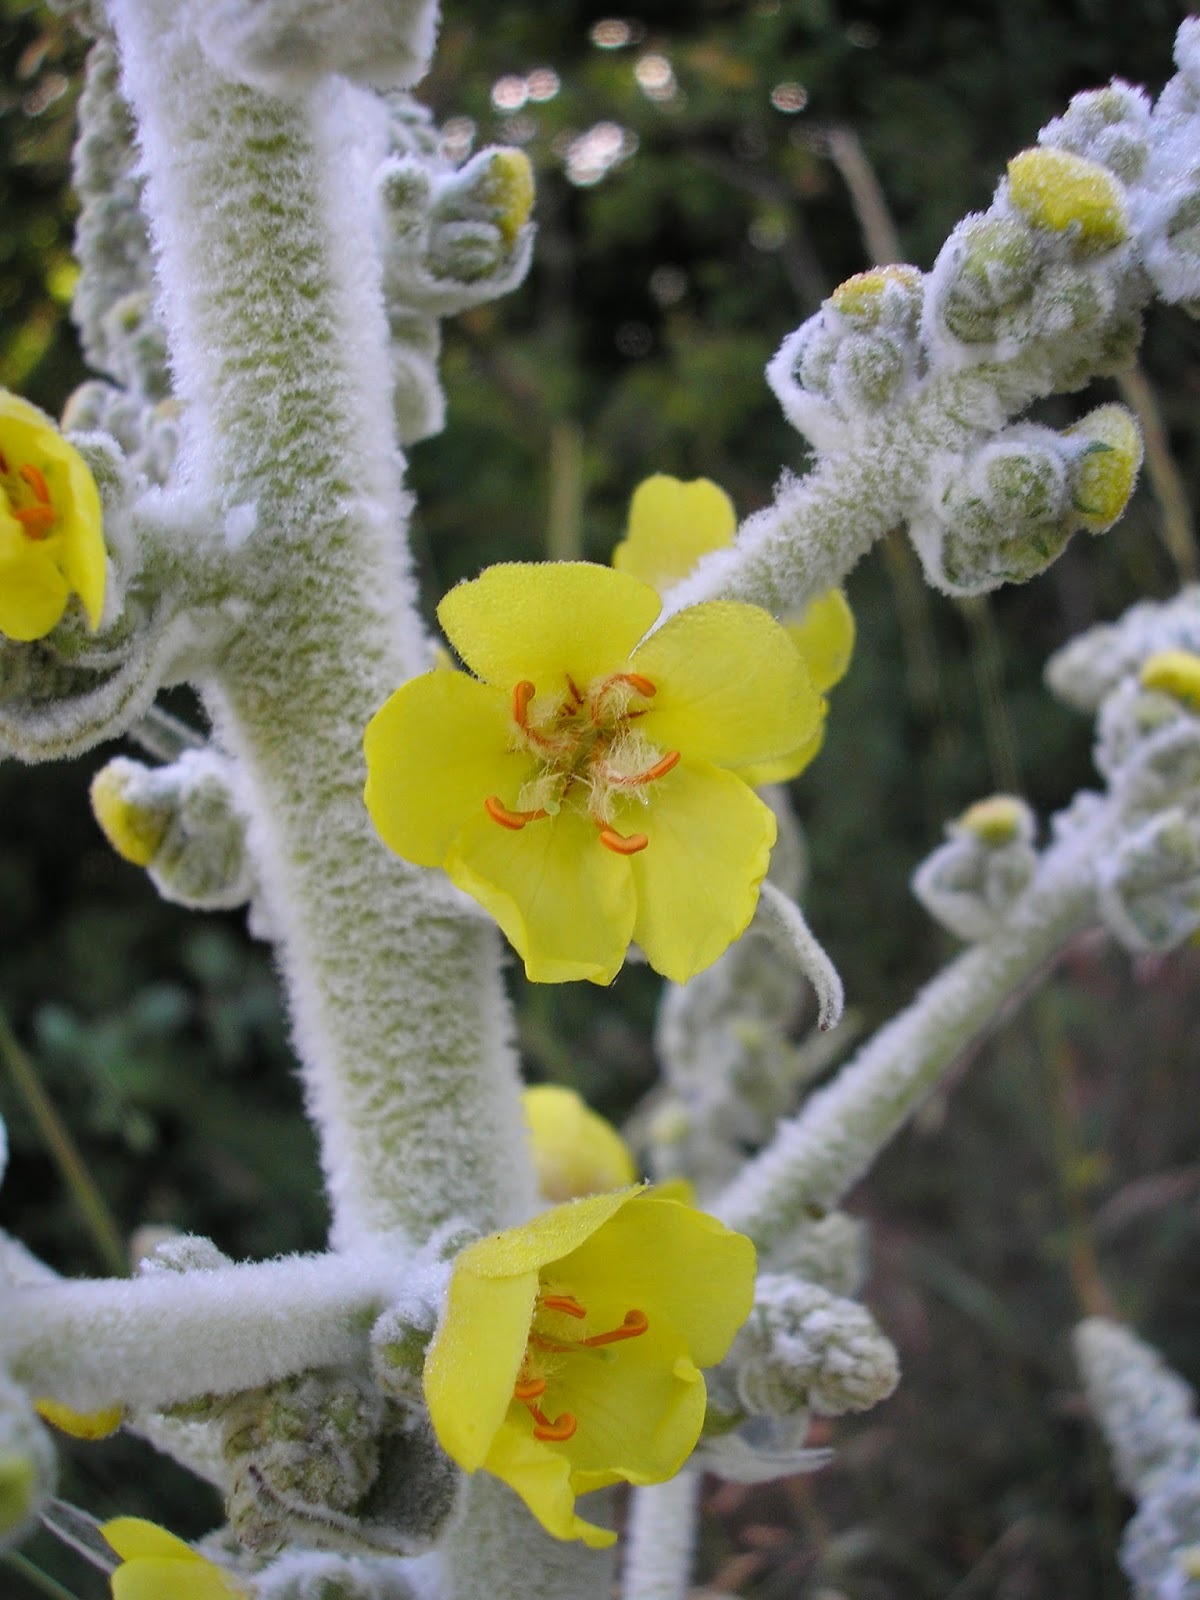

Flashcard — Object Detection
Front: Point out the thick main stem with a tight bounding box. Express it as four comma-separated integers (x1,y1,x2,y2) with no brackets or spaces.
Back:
107,0,535,1247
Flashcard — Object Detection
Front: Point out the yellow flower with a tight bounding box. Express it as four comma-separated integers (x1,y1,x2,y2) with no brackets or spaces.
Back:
1141,648,1200,711
423,1189,756,1547
101,1517,248,1600
1006,147,1129,255
0,390,105,642
612,475,854,783
523,1084,638,1202
364,561,821,985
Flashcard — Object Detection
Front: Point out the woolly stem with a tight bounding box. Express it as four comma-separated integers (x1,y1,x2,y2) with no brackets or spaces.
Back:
106,0,535,1246
2,1247,412,1411
439,1478,616,1600
620,1476,701,1600
716,805,1108,1249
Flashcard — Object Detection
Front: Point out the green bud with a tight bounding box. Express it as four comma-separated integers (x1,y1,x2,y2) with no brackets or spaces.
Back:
939,216,1037,343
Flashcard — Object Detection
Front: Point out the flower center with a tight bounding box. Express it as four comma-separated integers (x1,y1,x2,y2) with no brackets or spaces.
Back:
484,671,681,855
0,451,57,542
512,1290,649,1443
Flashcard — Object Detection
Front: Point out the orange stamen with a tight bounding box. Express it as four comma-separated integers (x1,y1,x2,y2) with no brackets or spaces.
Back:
529,1406,577,1443
13,504,55,539
541,1294,587,1319
598,827,649,856
484,795,548,831
598,748,680,789
619,673,656,698
19,463,50,504
581,1309,649,1347
512,679,537,727
513,1376,547,1401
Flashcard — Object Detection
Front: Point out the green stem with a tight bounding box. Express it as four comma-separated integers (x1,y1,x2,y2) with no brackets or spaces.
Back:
0,1009,125,1276
1,1553,82,1600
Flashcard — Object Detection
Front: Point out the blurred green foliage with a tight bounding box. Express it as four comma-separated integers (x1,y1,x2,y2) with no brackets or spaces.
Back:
2,2,1200,1596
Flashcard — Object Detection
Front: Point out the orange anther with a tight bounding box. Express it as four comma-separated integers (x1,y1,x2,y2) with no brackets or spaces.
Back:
541,1294,587,1319
621,673,656,698
484,795,548,831
19,463,50,504
513,1376,547,1401
581,1309,649,1347
512,680,537,727
639,749,680,783
530,1408,577,1443
13,504,55,539
598,828,649,856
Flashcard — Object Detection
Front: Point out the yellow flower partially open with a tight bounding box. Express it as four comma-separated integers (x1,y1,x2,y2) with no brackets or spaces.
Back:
0,390,105,642
34,1397,123,1440
101,1517,247,1600
423,1190,755,1547
612,475,854,783
365,561,821,985
523,1084,637,1201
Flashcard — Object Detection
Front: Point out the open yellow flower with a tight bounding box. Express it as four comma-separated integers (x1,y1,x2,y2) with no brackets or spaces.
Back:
364,561,820,984
0,390,105,642
613,474,854,783
101,1517,247,1600
423,1189,755,1547
523,1084,637,1202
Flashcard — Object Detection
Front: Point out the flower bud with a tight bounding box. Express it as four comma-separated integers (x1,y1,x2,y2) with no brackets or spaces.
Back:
1064,403,1143,531
932,215,1038,344
913,795,1039,941
522,1085,637,1203
1096,809,1200,952
1039,85,1153,185
34,1398,123,1440
192,0,439,95
1141,649,1200,713
827,264,924,332
1006,147,1130,256
0,1377,56,1552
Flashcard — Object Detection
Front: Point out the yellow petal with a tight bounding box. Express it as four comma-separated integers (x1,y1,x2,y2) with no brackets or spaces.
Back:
522,1085,638,1201
550,1318,707,1485
558,1194,757,1368
111,1558,243,1600
364,671,535,868
626,761,776,984
437,563,661,690
0,529,69,641
612,475,736,593
785,588,855,694
102,1518,202,1563
633,602,822,770
34,1397,123,1440
424,1267,538,1472
483,1415,616,1547
735,718,827,787
458,1188,636,1281
446,808,637,985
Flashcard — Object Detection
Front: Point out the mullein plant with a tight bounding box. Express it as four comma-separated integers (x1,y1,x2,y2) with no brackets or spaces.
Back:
2,3,1200,1596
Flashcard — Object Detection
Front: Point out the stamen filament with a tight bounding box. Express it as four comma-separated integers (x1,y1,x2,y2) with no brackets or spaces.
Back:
541,1294,587,1318
581,1309,649,1347
598,828,649,856
18,462,50,504
597,748,681,789
485,795,548,831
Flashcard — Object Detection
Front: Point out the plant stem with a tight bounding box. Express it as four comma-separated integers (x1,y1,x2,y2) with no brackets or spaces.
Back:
1,1554,82,1600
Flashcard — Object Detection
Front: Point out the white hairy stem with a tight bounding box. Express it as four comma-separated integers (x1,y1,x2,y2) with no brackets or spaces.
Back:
439,1478,617,1600
106,0,536,1246
620,1476,701,1600
716,803,1109,1248
2,1247,410,1411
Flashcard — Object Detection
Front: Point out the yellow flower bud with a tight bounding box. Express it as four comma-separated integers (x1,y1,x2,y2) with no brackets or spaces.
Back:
829,264,922,327
1006,147,1129,254
482,148,534,248
34,1397,124,1440
90,762,170,867
523,1084,637,1201
1140,649,1200,712
1065,403,1142,531
957,794,1031,846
